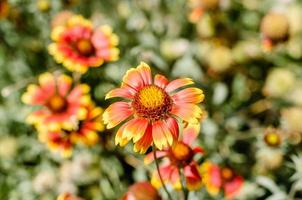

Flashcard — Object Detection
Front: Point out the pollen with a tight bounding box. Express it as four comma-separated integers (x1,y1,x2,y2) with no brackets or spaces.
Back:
138,85,164,109
47,95,67,113
132,85,173,121
76,39,94,56
169,142,194,166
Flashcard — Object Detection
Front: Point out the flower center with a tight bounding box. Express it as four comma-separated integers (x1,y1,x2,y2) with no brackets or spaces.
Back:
47,95,68,113
264,132,281,147
221,167,234,182
169,142,194,166
132,85,173,121
76,39,94,56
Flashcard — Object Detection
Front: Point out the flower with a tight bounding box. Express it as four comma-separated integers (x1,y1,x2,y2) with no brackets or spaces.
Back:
38,103,104,157
103,62,205,152
49,14,119,73
121,182,162,200
188,0,220,23
200,161,244,199
22,72,91,131
260,12,289,51
0,0,10,19
263,127,283,147
57,193,83,200
144,123,204,190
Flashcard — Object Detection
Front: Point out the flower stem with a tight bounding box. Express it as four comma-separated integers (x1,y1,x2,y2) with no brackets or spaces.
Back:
178,167,189,200
152,145,173,200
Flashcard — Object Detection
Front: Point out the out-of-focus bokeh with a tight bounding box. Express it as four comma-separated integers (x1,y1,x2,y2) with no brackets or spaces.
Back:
0,0,302,199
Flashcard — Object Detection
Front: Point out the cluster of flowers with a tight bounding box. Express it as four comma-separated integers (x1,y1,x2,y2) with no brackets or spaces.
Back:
22,13,118,156
21,10,246,200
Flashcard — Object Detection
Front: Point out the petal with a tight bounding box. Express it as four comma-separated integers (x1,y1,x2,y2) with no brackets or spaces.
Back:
103,102,133,128
152,121,174,150
172,88,204,104
133,124,153,153
182,122,200,145
224,175,244,199
105,87,135,100
115,121,131,146
122,67,145,91
184,163,203,190
154,74,169,89
123,118,149,142
165,117,179,140
38,73,56,94
57,74,72,96
144,150,168,164
165,78,194,93
137,62,152,85
171,104,203,124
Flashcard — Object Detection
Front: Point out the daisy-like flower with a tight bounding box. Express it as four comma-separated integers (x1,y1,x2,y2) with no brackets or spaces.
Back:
144,123,204,190
39,104,104,157
103,62,204,153
200,161,244,199
49,14,119,73
263,127,283,148
22,72,90,131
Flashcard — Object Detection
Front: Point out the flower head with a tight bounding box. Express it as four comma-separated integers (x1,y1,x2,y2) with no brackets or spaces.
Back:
49,15,119,73
145,123,204,190
38,103,104,157
103,62,204,152
263,127,283,147
121,182,162,200
200,161,244,199
22,72,90,131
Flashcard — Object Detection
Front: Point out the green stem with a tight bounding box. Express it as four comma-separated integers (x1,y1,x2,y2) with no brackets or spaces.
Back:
178,167,189,200
152,145,173,200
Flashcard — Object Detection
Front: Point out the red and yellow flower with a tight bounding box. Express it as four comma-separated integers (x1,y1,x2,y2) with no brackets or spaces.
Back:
121,182,162,200
38,103,104,157
144,123,204,190
22,72,91,131
103,62,205,153
49,14,119,73
188,0,220,23
200,161,244,199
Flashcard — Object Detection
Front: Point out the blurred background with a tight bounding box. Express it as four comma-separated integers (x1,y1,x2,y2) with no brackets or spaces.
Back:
0,0,302,199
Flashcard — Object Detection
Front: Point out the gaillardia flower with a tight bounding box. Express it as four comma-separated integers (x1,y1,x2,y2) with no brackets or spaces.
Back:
49,14,119,73
121,182,162,200
200,161,244,199
103,62,204,152
22,72,90,131
145,123,204,190
38,104,104,157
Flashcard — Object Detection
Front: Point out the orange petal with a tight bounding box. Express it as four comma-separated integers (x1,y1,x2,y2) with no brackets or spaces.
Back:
165,117,179,140
105,87,135,99
154,74,169,89
137,62,152,85
152,121,174,150
184,163,203,191
103,102,133,129
171,103,203,124
57,74,72,96
165,78,194,93
123,118,149,142
115,121,131,146
172,88,204,104
133,124,153,153
144,150,168,165
122,68,145,91
182,122,200,145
